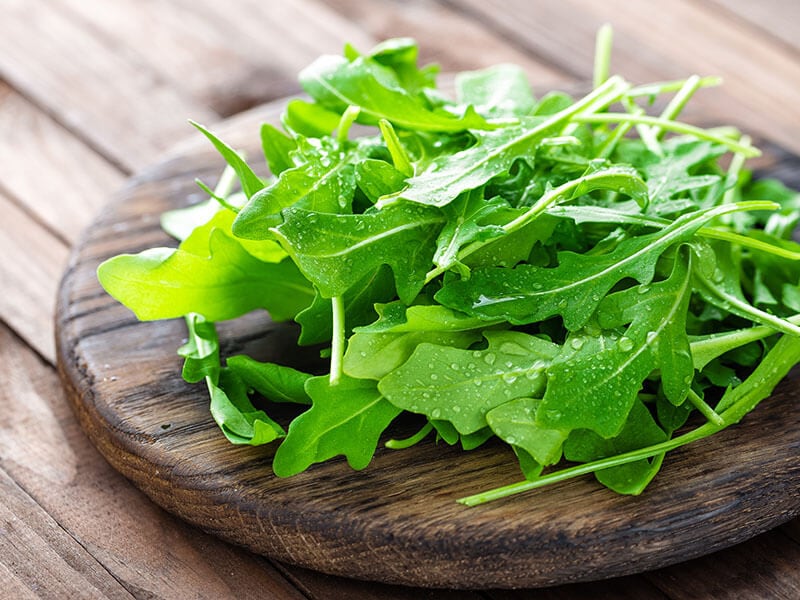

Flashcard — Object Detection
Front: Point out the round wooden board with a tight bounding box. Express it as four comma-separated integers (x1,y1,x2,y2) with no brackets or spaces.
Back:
56,131,800,590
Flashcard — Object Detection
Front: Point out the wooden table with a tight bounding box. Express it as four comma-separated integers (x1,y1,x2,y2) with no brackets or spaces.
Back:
2,1,799,597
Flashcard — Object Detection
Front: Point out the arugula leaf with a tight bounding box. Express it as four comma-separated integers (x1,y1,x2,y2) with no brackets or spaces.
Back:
233,136,366,238
455,64,536,118
282,99,342,138
537,250,693,437
272,375,401,476
179,313,220,383
563,399,667,494
260,123,297,175
437,203,762,330
485,397,568,465
294,265,396,345
300,54,490,132
379,331,558,434
209,368,285,445
433,189,509,272
343,329,481,380
272,201,445,303
226,355,312,405
190,121,265,198
98,229,314,322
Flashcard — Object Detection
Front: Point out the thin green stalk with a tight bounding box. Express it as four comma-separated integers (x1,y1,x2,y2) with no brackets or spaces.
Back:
720,134,752,206
336,105,361,144
690,313,800,370
625,76,721,98
593,24,614,89
385,422,434,449
379,118,413,177
329,296,346,386
573,113,759,156
686,388,724,426
653,74,702,140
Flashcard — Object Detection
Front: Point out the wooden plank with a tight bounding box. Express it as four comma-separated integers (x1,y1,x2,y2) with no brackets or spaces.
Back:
278,562,484,600
320,0,570,85
54,0,300,117
0,190,68,362
168,0,376,110
0,465,133,599
0,325,307,600
0,0,216,172
0,82,124,244
644,529,800,599
705,0,800,54
443,0,678,84
488,575,668,600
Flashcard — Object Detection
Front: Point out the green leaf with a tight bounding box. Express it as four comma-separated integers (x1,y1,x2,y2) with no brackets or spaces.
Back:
379,331,558,434
485,397,568,465
282,99,342,137
356,301,502,333
398,124,541,207
537,251,694,437
343,329,481,380
366,37,438,94
355,158,408,203
437,204,751,330
97,229,313,322
209,369,285,446
179,314,220,384
190,121,265,198
596,249,695,404
272,375,402,476
455,64,536,117
233,136,361,239
564,399,667,495
226,355,312,405
299,54,490,132
433,189,510,271
272,201,445,303
260,122,297,175
181,208,287,263
294,265,396,345
642,138,725,203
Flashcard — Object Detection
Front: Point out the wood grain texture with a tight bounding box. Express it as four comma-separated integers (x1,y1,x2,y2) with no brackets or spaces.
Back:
0,0,215,172
0,82,124,244
0,324,307,600
0,190,69,361
321,0,569,85
0,466,133,600
55,130,800,589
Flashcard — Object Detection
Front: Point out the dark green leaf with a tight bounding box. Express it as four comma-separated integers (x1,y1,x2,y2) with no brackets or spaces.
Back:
272,375,402,476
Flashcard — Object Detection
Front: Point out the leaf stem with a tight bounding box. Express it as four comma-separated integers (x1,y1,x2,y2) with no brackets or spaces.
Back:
685,388,724,426
654,75,702,140
336,105,361,145
385,422,434,449
625,76,722,98
593,24,614,89
572,113,759,156
379,118,414,177
329,295,346,386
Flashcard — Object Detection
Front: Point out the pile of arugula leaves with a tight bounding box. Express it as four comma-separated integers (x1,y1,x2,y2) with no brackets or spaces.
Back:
98,31,800,505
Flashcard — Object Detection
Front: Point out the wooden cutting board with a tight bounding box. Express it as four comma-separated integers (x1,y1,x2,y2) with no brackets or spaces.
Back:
55,126,800,589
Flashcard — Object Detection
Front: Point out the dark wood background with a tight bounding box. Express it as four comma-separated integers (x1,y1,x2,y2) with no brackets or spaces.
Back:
2,0,799,598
